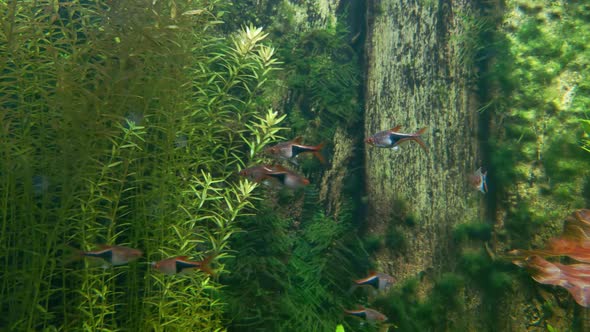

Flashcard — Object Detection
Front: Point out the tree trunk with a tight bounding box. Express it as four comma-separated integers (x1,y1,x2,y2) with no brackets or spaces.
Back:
364,0,484,327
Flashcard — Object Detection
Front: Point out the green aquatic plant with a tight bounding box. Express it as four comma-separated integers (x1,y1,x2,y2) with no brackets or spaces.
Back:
459,249,513,297
482,1,590,277
72,120,146,331
453,221,493,242
385,225,407,251
0,0,284,330
282,27,361,129
450,10,492,74
579,120,590,154
371,273,466,332
222,197,367,332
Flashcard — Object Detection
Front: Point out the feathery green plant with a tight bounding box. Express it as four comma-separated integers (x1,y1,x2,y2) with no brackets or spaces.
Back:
222,192,367,332
0,0,284,330
281,27,361,133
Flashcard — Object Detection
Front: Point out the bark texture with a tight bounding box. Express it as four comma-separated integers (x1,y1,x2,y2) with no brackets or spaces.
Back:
364,0,484,327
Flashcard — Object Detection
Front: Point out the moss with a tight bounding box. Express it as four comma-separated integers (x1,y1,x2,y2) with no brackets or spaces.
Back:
385,225,407,251
459,249,514,298
489,271,513,291
371,273,467,331
505,203,541,247
453,222,493,242
362,234,383,254
488,140,519,190
223,205,367,331
433,273,465,308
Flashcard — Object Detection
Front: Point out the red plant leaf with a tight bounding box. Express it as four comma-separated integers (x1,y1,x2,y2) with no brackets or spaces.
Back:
515,256,590,307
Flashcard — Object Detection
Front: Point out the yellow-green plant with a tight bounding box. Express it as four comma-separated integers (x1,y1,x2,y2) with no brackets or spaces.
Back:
0,0,284,330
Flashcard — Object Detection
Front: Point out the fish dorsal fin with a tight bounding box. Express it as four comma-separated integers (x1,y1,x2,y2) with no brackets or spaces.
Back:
390,125,402,132
262,165,276,173
292,136,303,144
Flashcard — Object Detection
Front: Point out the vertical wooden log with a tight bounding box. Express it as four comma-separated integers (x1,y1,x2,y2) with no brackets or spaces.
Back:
363,0,482,323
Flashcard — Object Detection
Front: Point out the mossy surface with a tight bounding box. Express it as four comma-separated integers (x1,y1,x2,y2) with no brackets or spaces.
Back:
487,0,590,251
481,1,590,330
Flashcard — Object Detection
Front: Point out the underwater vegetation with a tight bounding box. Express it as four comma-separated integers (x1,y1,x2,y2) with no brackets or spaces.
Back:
510,209,590,307
0,0,287,330
221,200,368,332
486,0,590,204
477,2,590,281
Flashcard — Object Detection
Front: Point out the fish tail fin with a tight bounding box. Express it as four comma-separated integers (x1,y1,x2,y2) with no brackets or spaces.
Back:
199,255,215,276
411,127,428,153
61,246,85,266
411,136,429,153
313,143,326,164
347,284,359,295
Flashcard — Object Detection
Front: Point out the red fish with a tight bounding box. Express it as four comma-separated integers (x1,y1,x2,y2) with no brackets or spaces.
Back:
353,272,396,292
264,137,325,164
263,165,310,189
238,165,277,182
468,167,488,193
239,164,309,189
78,245,143,266
151,255,214,275
344,306,388,322
365,125,428,153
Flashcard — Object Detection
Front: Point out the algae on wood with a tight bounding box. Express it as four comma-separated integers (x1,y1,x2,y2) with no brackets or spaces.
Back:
364,0,484,329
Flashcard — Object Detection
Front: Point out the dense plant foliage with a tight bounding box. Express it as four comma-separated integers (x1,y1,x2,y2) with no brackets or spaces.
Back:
482,1,590,246
222,199,368,331
0,0,284,330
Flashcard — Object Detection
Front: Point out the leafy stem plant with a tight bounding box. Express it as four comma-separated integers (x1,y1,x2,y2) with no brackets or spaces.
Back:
0,0,284,331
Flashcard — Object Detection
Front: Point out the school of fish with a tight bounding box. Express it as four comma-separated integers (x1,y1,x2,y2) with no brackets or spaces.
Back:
68,122,488,328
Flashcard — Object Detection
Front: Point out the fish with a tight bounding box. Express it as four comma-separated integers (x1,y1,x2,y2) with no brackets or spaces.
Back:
239,164,310,189
151,255,214,275
264,137,325,164
468,167,487,193
238,165,277,183
344,306,388,322
263,165,310,189
78,245,143,266
353,272,396,292
365,125,428,153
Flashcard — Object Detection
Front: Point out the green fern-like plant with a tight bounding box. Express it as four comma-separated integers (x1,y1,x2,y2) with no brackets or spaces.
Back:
222,195,367,332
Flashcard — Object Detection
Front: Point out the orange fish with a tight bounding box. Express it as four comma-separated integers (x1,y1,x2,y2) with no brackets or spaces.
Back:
78,245,143,266
365,125,428,153
151,255,213,275
264,137,325,164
